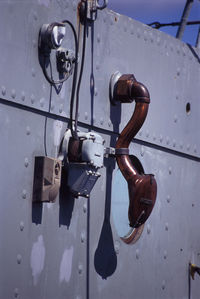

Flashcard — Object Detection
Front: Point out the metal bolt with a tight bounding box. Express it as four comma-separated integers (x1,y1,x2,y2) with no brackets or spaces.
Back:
17,254,22,264
32,68,36,77
21,91,25,101
97,34,100,43
59,105,63,113
40,98,44,107
14,288,19,298
187,144,190,151
166,136,170,145
168,167,172,175
26,126,31,135
164,250,167,259
83,203,87,213
162,280,166,290
136,249,139,259
78,264,83,274
81,232,85,243
146,130,149,138
84,112,88,120
1,86,6,96
24,158,29,168
174,114,178,122
165,222,169,231
31,94,35,104
153,134,156,141
166,195,171,203
11,89,16,99
160,135,163,143
141,146,144,157
172,139,176,147
22,190,27,199
108,120,111,127
96,63,100,70
94,88,98,96
20,221,24,231
147,224,151,234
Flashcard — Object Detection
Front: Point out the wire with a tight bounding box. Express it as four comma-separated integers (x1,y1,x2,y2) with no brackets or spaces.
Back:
148,20,200,29
61,20,79,139
74,0,88,137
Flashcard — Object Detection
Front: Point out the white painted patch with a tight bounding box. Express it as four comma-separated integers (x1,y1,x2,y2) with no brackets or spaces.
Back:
30,235,45,286
59,247,74,283
38,0,50,7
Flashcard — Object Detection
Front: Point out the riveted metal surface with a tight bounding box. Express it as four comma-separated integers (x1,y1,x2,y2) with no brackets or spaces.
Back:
0,103,87,298
0,1,200,299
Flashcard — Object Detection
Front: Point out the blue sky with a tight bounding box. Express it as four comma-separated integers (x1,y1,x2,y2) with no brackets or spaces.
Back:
107,0,200,46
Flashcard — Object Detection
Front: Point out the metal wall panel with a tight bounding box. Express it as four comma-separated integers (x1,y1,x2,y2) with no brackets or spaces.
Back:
0,1,200,299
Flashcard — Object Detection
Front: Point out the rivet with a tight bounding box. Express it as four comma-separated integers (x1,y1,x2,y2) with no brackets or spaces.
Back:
31,94,35,104
174,114,178,123
84,112,88,120
157,37,161,45
96,63,100,70
33,12,38,21
22,189,27,199
168,167,172,175
97,34,100,43
33,39,37,48
81,232,85,243
192,203,194,207
110,17,114,25
24,158,29,168
194,145,197,153
21,91,25,101
165,222,169,231
153,133,156,141
160,135,163,143
176,95,179,100
187,144,190,151
93,116,96,124
32,68,36,77
180,248,183,252
172,139,176,147
65,2,69,9
146,130,149,138
40,98,44,107
1,86,6,96
14,288,19,298
180,142,183,149
94,88,98,96
166,136,170,145
17,254,22,264
103,16,107,23
20,221,24,231
100,118,104,125
51,103,55,111
139,130,142,137
162,280,166,290
108,120,111,127
137,28,141,38
166,195,171,203
147,224,151,234
170,44,174,52
150,32,154,43
78,264,83,274
11,89,16,99
177,47,180,55
136,249,139,259
59,104,63,113
115,241,120,254
164,250,167,259
83,203,87,213
72,0,76,11
144,31,147,41
26,126,31,135
130,24,134,35
140,146,145,157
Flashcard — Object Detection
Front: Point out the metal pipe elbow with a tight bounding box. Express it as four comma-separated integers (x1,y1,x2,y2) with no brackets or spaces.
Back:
112,73,157,228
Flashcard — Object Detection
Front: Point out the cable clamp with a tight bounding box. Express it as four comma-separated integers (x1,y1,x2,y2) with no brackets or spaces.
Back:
104,147,129,157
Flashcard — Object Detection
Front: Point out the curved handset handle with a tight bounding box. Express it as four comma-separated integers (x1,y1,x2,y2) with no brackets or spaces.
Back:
110,72,157,228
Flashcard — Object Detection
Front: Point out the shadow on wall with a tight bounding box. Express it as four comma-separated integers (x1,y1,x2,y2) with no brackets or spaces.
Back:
94,100,122,279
